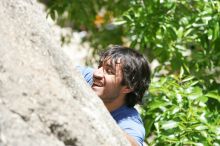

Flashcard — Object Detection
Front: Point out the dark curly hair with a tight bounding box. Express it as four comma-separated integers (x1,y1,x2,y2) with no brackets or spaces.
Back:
99,45,151,107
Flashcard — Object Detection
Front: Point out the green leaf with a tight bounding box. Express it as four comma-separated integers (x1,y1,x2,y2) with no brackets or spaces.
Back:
179,67,184,79
197,96,208,103
177,27,184,38
123,14,133,22
176,94,182,103
167,134,178,140
195,125,208,131
171,106,180,114
188,87,203,100
214,126,220,135
198,112,207,123
182,76,195,83
161,120,178,130
194,143,204,146
208,29,213,40
144,118,155,136
213,22,219,40
183,63,190,74
154,122,160,134
189,81,199,87
112,20,126,26
184,28,193,37
205,91,220,102
147,100,170,111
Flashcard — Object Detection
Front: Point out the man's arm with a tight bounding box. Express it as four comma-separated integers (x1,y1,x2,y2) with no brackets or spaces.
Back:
124,132,139,146
117,114,145,146
76,66,94,86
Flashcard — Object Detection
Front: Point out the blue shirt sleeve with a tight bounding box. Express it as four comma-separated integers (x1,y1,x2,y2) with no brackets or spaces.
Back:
118,116,145,146
111,106,145,146
76,66,94,86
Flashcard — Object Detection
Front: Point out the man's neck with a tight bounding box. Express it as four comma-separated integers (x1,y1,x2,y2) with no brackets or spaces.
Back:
104,96,125,112
104,103,123,112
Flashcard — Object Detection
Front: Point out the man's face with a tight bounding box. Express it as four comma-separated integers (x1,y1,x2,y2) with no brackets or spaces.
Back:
92,58,124,103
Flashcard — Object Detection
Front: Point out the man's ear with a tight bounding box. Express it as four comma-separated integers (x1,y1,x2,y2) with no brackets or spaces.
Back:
121,86,133,94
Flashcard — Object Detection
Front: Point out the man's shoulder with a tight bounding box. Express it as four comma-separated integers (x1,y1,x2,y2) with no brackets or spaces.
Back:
111,106,140,123
111,106,145,146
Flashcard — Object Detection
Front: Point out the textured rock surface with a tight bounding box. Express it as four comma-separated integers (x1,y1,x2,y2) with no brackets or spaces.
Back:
0,0,130,145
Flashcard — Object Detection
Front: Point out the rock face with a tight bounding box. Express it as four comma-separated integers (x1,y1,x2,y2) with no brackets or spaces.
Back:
0,0,130,146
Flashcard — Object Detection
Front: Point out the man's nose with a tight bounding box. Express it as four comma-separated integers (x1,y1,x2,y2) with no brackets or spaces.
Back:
93,67,104,79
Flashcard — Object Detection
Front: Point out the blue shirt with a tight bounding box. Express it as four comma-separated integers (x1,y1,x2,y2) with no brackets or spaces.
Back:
77,66,145,146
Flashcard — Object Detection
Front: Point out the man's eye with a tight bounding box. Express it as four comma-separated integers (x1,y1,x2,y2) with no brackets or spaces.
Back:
106,68,115,74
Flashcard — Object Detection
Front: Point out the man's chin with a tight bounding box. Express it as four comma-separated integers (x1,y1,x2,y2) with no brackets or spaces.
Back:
91,87,102,96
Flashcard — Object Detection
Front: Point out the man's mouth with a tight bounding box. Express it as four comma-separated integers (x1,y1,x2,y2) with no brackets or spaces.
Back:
92,82,103,87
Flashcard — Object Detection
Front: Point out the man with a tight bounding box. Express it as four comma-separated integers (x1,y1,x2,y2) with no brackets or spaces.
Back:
78,45,151,146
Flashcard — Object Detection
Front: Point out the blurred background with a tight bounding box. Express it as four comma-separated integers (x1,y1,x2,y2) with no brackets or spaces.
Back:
39,0,220,145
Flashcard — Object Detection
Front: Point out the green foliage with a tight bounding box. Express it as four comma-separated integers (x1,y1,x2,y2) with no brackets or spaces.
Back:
40,0,220,145
122,0,220,90
142,74,220,145
39,0,129,52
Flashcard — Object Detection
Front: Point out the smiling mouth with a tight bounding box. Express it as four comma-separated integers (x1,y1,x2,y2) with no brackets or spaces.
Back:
92,82,103,87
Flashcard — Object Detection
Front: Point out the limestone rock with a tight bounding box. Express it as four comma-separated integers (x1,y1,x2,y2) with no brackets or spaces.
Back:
0,0,130,146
